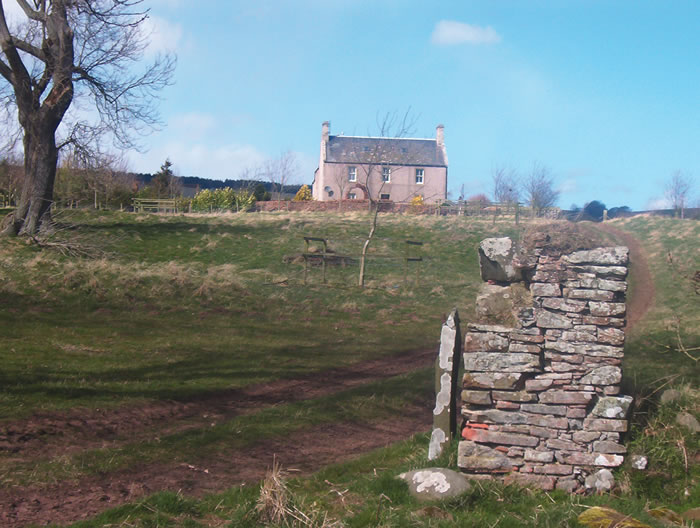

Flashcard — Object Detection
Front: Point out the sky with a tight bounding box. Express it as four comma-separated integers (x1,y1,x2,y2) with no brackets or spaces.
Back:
122,1,700,210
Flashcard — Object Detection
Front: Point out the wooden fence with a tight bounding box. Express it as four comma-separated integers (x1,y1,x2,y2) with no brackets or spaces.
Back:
132,198,178,213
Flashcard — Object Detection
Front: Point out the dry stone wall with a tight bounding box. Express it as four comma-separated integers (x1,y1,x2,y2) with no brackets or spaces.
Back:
458,238,632,492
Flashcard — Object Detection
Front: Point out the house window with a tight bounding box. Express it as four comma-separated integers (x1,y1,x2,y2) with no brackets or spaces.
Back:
348,166,357,182
348,192,357,199
380,193,390,200
415,168,424,184
382,167,391,182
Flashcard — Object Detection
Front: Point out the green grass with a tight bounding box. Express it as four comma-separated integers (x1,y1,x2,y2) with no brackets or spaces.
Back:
1,210,698,527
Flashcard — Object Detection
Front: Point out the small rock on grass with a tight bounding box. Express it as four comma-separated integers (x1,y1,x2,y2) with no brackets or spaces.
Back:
397,468,471,502
584,469,615,493
675,411,700,433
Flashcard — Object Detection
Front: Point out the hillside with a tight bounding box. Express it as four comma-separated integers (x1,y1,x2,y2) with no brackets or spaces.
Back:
0,210,697,527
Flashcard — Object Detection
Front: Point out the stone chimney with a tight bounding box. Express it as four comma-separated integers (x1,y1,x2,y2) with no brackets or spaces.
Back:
322,121,330,142
436,124,444,147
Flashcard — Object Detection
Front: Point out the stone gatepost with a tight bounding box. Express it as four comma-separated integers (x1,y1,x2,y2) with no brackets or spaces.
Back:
457,238,632,492
429,308,461,460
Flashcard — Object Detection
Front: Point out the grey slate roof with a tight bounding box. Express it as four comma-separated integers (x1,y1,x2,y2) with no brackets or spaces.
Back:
326,136,447,167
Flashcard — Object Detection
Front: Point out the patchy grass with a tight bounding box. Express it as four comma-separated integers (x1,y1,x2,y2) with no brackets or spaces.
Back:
1,210,697,527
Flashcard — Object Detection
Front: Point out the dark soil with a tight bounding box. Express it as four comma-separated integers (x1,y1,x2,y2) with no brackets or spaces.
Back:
0,348,435,527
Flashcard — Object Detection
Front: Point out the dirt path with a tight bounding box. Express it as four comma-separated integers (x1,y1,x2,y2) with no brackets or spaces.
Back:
0,348,435,527
595,223,655,330
0,348,435,459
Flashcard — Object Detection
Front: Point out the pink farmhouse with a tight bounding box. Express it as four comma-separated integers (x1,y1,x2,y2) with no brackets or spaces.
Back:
311,121,448,204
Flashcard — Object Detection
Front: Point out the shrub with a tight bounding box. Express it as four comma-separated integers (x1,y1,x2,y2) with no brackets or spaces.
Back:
293,184,312,202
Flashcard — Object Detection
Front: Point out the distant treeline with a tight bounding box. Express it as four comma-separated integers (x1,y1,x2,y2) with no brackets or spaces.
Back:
134,173,302,195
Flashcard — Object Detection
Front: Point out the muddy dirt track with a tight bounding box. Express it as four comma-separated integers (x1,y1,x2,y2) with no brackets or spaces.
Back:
0,348,435,527
596,223,655,329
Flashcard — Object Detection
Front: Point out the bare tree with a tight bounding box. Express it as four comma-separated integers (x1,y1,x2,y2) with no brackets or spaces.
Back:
666,170,694,219
523,162,559,217
0,0,175,236
491,166,519,204
264,150,298,210
353,110,418,287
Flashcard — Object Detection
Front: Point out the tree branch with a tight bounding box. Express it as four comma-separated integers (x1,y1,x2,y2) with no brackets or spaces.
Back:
14,0,47,22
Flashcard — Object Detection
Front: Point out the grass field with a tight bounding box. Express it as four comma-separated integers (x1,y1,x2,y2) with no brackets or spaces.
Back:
0,209,697,527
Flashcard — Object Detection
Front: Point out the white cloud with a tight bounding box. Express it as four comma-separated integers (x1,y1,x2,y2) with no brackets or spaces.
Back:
646,196,670,210
170,112,217,140
431,20,501,46
557,178,579,194
142,15,182,55
130,142,267,179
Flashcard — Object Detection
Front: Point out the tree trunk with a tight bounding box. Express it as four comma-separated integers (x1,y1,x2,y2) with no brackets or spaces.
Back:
358,203,379,287
2,127,59,236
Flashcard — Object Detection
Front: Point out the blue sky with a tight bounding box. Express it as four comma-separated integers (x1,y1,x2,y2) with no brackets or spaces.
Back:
133,0,700,210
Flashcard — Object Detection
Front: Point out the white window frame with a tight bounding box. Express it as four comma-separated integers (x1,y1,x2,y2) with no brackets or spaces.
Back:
348,166,357,182
348,192,357,200
382,167,391,183
380,193,390,200
415,168,424,185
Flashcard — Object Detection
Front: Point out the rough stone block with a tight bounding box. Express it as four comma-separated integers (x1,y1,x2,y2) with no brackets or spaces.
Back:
561,330,597,343
591,396,633,419
592,441,627,454
463,372,524,390
572,431,600,443
588,302,626,317
508,343,541,353
525,449,554,463
465,409,529,425
572,265,627,278
538,391,594,405
541,298,587,313
580,366,622,385
525,379,553,392
565,289,615,301
598,327,625,346
533,464,573,475
464,332,509,352
545,341,624,358
528,426,557,439
561,452,624,467
495,400,521,410
564,247,629,266
596,279,627,292
463,429,540,447
492,390,537,402
461,390,492,406
478,237,535,282
521,403,569,416
546,438,579,450
458,440,513,472
536,310,573,329
463,352,542,373
511,333,545,343
531,283,561,297
583,418,628,432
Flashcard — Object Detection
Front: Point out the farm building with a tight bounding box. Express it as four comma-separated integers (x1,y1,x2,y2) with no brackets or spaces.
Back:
312,121,448,204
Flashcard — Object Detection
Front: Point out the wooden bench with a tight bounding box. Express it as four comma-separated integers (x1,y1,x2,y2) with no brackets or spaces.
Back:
132,198,177,213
